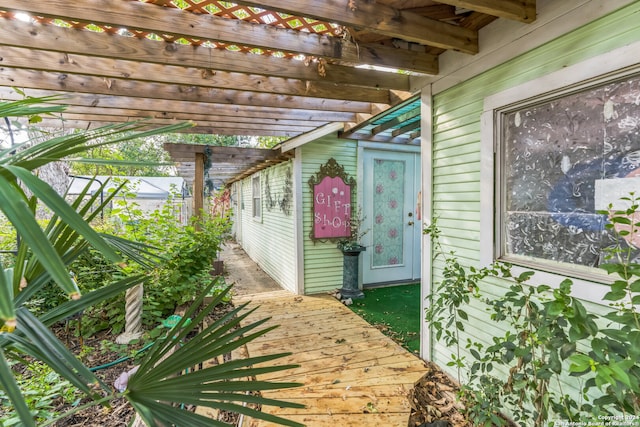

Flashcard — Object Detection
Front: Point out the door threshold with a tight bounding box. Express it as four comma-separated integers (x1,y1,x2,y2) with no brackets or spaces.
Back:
363,279,420,289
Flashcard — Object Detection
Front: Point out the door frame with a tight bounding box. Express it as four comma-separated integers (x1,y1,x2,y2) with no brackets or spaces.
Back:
358,142,421,286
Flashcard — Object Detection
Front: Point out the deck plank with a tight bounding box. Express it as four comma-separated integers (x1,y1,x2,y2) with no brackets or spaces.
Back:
233,292,426,427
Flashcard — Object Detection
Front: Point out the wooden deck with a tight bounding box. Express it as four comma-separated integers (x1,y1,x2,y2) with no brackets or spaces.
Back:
233,290,427,427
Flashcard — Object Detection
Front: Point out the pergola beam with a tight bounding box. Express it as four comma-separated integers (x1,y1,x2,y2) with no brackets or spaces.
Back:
230,0,478,54
0,68,390,112
0,87,356,126
0,87,368,118
30,118,305,136
0,0,441,72
435,0,536,23
2,46,400,102
39,112,317,133
0,19,424,88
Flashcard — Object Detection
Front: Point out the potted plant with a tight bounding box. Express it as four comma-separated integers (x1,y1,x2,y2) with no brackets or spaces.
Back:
337,209,368,299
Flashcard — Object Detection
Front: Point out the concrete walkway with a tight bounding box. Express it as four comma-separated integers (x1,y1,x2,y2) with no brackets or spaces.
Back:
221,241,283,296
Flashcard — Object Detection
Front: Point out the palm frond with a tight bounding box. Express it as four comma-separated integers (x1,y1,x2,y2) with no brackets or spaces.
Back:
0,348,35,427
128,396,231,427
14,308,107,397
39,275,147,326
126,283,304,427
4,164,120,262
6,122,191,172
100,234,164,269
0,174,80,298
0,96,66,119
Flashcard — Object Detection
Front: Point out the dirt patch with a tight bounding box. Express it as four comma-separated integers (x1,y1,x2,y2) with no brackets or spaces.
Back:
51,328,138,427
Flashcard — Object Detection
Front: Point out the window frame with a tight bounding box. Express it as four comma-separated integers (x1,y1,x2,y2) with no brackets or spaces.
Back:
480,41,640,303
252,173,261,221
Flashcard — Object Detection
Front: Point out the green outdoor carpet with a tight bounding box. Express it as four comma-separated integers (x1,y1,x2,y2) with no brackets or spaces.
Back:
348,283,421,353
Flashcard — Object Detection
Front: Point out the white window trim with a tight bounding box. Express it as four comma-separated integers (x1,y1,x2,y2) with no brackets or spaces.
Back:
480,40,640,304
252,173,261,221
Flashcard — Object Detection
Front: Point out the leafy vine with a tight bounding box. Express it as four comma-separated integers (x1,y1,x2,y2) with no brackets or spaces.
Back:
424,194,640,425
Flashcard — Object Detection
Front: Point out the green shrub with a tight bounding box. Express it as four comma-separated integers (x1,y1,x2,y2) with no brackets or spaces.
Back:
66,184,232,335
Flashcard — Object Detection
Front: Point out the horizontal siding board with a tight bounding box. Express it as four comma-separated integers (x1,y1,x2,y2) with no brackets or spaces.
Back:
433,162,480,176
238,161,296,292
433,200,481,213
432,152,480,168
431,210,479,222
434,145,480,163
434,181,481,194
433,100,484,122
432,136,480,155
427,1,640,405
432,122,481,144
301,136,358,294
433,171,481,185
436,224,480,240
433,191,479,203
433,112,482,135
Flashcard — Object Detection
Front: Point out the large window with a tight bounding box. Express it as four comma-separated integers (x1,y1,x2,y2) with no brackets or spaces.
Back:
495,73,640,275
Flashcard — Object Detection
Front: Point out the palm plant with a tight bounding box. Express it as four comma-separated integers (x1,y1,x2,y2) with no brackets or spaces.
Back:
0,97,304,426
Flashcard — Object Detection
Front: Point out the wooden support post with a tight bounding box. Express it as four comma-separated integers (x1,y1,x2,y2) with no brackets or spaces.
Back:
193,152,205,226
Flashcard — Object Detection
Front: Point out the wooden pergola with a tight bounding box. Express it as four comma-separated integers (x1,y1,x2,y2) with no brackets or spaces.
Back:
0,0,536,209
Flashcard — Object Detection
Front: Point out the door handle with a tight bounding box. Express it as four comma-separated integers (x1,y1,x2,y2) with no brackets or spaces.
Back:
408,221,414,226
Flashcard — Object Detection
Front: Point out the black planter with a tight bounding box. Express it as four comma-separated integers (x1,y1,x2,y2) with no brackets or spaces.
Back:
339,245,365,299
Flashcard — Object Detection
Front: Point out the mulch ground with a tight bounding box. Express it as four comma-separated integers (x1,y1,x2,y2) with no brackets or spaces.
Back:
408,361,471,427
51,327,137,427
49,300,237,427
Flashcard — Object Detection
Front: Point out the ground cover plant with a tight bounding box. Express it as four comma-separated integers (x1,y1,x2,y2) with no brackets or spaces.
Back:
0,96,304,427
348,283,420,353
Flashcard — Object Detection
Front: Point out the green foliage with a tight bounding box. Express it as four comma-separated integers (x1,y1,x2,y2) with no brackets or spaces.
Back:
256,135,287,148
567,196,640,416
151,217,230,315
424,199,640,425
424,220,510,379
70,135,174,176
0,96,301,427
156,133,245,147
69,182,232,335
0,361,79,426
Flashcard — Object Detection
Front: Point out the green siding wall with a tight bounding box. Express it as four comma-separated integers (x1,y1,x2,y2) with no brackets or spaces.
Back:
238,161,296,292
429,1,640,383
301,136,358,294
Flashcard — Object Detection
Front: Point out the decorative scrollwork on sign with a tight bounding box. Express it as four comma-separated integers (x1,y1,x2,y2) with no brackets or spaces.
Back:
308,158,356,242
308,158,356,187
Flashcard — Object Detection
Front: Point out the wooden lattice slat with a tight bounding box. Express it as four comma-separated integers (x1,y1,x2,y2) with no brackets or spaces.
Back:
0,1,343,60
141,0,342,36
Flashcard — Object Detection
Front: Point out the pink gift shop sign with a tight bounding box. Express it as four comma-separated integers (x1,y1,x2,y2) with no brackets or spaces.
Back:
308,158,355,241
313,176,351,239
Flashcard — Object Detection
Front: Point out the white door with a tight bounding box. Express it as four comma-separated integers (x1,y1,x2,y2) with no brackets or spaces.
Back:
362,150,421,285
